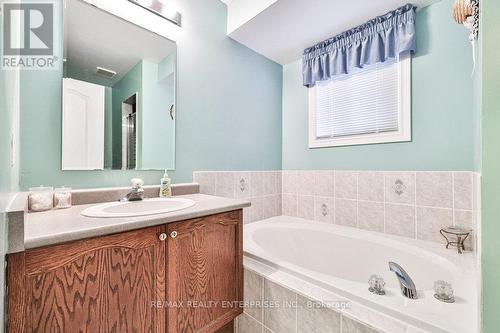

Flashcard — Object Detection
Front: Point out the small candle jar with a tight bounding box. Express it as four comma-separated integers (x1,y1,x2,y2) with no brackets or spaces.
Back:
28,186,54,212
54,187,72,209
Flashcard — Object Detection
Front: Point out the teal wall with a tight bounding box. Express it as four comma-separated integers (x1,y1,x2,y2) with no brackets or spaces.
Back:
104,87,113,169
282,0,475,171
158,53,175,81
141,59,175,170
111,58,175,170
111,61,143,169
19,0,283,190
481,0,500,331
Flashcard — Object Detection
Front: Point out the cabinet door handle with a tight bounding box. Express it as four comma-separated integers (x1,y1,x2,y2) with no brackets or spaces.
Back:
217,221,228,226
170,231,178,238
159,233,167,241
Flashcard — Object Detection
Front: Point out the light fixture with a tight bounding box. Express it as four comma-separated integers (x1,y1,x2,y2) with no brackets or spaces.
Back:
128,0,181,27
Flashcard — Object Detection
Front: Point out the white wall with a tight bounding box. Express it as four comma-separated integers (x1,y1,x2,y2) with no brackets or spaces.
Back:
226,0,277,33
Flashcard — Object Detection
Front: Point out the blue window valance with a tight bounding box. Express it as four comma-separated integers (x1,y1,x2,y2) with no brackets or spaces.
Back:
302,4,417,87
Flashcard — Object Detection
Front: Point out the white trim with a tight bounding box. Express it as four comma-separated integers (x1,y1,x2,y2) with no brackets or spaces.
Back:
308,53,412,148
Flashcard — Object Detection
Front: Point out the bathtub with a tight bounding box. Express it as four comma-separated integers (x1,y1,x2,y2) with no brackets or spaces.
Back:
243,216,479,333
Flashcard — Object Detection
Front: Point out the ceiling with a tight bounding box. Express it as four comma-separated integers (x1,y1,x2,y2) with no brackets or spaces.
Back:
64,0,176,86
226,0,440,65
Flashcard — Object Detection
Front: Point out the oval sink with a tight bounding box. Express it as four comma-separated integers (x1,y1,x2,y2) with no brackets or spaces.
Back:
81,198,196,218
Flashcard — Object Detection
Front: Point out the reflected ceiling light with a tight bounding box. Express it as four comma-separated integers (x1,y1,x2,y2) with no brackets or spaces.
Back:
128,0,181,27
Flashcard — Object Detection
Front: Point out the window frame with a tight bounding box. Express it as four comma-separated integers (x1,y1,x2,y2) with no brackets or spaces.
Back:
308,52,412,148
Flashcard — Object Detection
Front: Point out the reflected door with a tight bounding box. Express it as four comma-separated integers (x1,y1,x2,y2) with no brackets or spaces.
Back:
62,78,105,170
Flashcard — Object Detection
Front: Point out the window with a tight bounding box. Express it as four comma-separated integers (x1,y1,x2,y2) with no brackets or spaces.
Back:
308,52,411,148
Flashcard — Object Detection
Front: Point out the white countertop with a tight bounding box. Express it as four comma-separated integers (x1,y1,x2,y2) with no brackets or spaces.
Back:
24,193,250,250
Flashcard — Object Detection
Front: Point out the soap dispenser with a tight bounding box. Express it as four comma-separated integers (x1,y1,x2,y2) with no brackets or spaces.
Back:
159,169,172,198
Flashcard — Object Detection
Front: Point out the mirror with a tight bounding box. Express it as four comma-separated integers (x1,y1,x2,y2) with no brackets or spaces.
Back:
62,0,176,171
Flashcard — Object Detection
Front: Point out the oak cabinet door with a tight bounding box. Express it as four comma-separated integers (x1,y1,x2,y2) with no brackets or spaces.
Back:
166,210,243,333
7,226,166,333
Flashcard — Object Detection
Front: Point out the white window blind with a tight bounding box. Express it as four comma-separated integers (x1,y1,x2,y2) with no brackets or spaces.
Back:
309,53,411,148
315,58,399,139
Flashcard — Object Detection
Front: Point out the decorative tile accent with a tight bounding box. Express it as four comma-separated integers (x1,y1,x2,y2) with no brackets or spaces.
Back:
358,172,384,202
358,201,384,233
314,197,334,224
416,207,453,243
196,171,283,224
416,172,453,208
298,195,314,220
392,179,406,196
334,171,358,199
385,204,416,238
384,172,415,205
235,172,251,199
335,199,357,227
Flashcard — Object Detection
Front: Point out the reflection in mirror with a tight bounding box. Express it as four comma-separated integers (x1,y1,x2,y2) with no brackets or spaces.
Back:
62,0,176,171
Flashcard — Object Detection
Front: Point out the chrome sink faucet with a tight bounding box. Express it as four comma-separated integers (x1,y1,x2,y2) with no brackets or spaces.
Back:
389,262,418,299
121,178,145,202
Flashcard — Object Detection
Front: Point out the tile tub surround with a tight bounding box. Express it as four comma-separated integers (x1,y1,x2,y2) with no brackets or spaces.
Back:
235,259,428,333
281,170,480,251
235,272,373,333
194,170,479,250
194,171,282,223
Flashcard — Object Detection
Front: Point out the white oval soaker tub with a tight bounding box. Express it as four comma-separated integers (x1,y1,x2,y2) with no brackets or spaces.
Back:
244,216,478,333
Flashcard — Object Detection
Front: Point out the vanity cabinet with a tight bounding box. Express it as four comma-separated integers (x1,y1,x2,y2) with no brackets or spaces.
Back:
6,210,243,333
166,210,243,333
